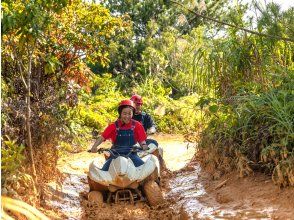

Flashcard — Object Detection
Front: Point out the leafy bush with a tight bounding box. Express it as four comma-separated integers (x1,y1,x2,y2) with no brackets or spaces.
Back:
1,137,25,183
130,78,202,133
62,74,124,151
67,74,203,147
198,76,294,186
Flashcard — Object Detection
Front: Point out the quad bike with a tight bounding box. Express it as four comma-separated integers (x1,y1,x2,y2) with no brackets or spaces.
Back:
87,146,164,207
137,142,164,169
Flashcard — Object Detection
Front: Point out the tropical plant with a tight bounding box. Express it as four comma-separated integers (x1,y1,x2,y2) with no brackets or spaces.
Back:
1,0,128,199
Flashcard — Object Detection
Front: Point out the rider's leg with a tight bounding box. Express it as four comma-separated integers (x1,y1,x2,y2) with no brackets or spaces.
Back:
146,139,158,147
129,153,144,167
101,158,113,171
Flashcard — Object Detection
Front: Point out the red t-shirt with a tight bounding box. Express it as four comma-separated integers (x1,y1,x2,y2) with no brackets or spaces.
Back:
101,119,147,144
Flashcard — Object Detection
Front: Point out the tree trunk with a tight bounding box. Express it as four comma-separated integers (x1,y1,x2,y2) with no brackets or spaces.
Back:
26,53,37,180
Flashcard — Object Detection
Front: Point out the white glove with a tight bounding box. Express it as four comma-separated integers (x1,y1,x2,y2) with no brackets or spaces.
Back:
147,127,156,135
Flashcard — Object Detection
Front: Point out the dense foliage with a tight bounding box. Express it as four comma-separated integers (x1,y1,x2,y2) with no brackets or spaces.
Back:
195,3,294,187
198,75,293,186
1,0,293,208
1,0,129,203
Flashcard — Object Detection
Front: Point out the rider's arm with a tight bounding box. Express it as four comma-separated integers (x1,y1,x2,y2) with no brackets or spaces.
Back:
90,123,115,153
145,113,156,134
134,121,148,150
90,135,105,153
147,126,156,135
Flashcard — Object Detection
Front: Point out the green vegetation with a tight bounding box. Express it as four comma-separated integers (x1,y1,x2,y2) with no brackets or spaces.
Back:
1,0,293,205
1,0,128,198
194,3,294,187
198,75,294,186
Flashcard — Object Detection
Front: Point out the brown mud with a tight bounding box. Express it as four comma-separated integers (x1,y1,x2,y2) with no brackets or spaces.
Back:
44,134,294,220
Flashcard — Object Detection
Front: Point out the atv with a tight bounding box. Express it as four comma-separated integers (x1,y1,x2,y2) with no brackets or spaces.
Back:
87,146,164,207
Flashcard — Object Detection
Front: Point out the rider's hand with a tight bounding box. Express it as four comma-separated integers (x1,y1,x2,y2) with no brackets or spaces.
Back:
90,146,98,153
147,127,156,135
142,144,149,151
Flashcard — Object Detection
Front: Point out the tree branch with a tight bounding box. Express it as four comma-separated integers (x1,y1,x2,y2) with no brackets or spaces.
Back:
171,0,294,43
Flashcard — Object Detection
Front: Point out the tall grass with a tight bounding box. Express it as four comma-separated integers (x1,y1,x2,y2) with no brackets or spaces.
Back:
198,75,294,186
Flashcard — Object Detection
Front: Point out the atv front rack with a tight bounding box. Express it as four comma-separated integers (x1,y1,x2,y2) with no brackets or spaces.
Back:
107,189,144,204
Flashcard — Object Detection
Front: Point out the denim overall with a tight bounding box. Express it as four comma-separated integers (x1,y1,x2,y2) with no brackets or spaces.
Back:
101,120,144,171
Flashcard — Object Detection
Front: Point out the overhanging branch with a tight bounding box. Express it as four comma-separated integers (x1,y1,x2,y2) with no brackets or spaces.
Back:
171,0,294,43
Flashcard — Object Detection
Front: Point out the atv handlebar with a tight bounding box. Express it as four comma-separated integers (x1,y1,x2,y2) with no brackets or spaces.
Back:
87,148,109,153
87,146,149,154
132,146,144,151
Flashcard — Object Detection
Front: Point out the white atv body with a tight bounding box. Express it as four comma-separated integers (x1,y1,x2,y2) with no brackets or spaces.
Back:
87,145,164,206
137,143,163,158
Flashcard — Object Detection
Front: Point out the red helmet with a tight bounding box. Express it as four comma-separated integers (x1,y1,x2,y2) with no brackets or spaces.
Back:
118,99,135,114
130,94,143,105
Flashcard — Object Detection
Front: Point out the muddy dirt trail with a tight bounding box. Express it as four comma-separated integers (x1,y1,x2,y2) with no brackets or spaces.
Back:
44,134,294,220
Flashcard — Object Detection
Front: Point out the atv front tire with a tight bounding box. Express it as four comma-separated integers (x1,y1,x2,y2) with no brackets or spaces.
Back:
143,181,164,206
88,191,104,205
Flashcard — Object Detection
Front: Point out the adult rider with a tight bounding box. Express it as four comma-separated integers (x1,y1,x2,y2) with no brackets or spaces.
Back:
130,94,158,147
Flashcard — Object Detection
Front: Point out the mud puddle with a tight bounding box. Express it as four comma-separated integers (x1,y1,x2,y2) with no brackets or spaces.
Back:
167,162,278,219
44,134,293,219
167,163,215,219
45,134,196,219
45,173,88,219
